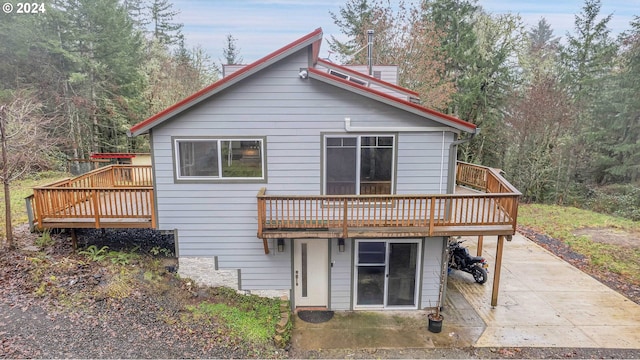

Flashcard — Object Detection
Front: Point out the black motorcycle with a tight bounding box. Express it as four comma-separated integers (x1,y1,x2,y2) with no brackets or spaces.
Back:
448,239,488,284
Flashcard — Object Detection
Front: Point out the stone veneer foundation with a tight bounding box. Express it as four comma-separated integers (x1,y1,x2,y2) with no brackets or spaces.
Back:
178,257,289,299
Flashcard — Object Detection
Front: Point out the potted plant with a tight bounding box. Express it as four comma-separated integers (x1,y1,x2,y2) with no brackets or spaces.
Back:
427,307,443,333
428,240,449,333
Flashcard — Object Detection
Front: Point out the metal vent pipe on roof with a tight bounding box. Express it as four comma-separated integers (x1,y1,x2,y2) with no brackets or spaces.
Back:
367,29,374,76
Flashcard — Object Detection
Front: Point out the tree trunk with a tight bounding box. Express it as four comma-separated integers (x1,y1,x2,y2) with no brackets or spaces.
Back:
0,106,13,249
3,179,12,250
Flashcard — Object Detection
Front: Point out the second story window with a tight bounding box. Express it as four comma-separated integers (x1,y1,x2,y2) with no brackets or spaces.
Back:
174,138,265,181
324,135,394,195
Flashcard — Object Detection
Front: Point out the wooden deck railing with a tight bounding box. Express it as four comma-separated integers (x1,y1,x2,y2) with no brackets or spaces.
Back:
256,162,520,243
30,165,155,229
456,161,519,195
55,165,153,188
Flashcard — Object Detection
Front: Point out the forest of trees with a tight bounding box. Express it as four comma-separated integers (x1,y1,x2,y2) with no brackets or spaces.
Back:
0,0,638,221
329,0,639,219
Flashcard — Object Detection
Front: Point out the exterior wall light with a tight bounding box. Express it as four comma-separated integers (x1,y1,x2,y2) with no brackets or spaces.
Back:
338,238,345,252
277,238,285,252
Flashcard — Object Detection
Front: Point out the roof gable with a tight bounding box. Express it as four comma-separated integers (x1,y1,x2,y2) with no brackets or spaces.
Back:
129,28,323,136
307,68,476,133
129,26,476,136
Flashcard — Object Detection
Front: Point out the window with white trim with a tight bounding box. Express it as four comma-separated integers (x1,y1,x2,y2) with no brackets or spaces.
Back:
174,138,264,180
324,135,394,195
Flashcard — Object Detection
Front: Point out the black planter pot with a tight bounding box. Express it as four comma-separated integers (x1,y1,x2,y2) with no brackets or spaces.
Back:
428,313,443,333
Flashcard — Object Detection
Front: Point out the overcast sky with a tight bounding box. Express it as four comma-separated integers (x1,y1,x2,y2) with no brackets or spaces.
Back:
171,0,638,63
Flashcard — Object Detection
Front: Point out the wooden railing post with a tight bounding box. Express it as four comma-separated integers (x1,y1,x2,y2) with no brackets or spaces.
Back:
428,197,436,236
91,190,101,228
110,167,116,187
342,199,348,238
256,188,266,239
149,189,157,229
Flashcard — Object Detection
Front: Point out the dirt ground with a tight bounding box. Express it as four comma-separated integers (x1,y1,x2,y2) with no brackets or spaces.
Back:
1,225,639,359
573,227,640,247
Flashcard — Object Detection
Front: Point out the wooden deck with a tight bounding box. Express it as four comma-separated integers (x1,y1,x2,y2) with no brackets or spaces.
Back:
27,165,155,230
27,162,520,243
256,162,521,253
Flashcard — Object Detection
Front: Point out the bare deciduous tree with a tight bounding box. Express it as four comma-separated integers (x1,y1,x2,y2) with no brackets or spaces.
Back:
0,91,55,249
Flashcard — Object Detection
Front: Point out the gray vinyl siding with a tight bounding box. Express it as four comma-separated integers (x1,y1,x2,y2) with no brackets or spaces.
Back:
397,133,454,194
421,237,445,309
330,238,353,310
150,47,456,291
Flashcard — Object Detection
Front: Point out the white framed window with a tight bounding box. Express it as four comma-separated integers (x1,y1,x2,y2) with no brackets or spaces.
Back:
174,138,265,181
324,135,395,195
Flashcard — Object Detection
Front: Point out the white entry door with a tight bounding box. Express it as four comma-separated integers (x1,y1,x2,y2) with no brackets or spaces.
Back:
294,239,329,308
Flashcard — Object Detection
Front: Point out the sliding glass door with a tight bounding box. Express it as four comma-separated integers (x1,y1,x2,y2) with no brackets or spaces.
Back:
355,240,421,309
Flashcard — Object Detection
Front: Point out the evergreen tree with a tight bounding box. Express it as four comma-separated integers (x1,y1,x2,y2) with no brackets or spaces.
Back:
149,0,183,46
559,0,617,193
328,0,455,109
523,18,561,79
327,0,379,64
423,0,523,166
591,17,640,183
222,34,244,65
43,0,145,154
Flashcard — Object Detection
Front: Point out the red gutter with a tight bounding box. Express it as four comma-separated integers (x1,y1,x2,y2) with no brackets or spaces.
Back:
316,58,420,97
130,28,324,135
308,67,476,132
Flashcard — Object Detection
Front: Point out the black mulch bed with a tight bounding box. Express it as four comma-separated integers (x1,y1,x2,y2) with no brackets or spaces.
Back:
73,228,175,253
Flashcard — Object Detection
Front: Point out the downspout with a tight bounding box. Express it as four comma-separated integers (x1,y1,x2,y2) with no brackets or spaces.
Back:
367,30,374,76
441,127,478,311
447,128,480,193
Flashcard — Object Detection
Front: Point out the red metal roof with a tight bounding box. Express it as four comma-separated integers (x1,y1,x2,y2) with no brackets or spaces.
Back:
316,58,420,97
307,68,477,132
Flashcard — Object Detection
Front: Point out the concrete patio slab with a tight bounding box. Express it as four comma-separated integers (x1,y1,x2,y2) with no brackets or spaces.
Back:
459,233,640,349
291,233,640,351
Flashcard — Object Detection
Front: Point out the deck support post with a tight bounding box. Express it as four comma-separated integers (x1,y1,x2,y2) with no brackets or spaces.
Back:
477,235,483,256
262,238,270,254
491,235,505,307
70,228,77,249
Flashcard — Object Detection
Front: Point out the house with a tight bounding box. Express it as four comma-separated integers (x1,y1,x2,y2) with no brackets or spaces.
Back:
127,28,520,310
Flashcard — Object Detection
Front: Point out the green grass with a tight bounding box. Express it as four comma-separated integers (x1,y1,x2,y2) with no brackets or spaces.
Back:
518,204,640,283
518,204,640,235
0,171,69,238
188,287,281,345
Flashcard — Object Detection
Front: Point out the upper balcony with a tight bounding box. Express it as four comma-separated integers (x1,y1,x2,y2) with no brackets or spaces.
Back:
256,161,521,253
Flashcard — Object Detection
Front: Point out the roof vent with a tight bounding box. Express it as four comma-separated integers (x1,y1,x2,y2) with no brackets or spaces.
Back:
328,69,369,87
